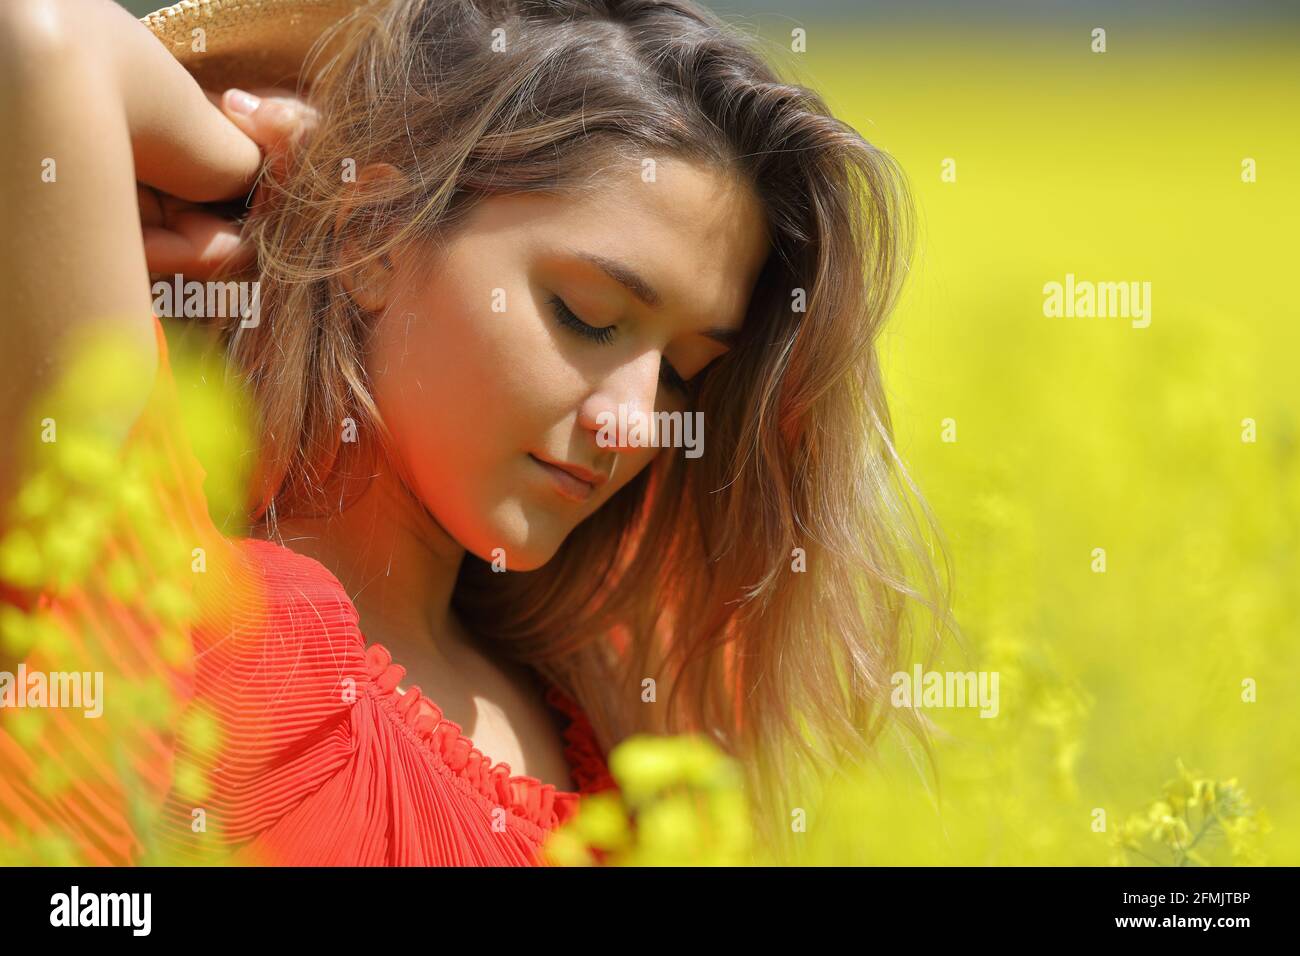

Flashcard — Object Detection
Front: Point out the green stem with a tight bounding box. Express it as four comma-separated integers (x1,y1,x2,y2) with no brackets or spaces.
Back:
1127,846,1165,866
1175,809,1218,867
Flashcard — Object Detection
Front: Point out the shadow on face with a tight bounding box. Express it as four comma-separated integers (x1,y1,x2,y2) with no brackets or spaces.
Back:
362,154,771,570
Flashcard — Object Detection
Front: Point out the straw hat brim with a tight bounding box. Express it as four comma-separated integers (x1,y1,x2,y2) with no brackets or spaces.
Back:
141,0,371,92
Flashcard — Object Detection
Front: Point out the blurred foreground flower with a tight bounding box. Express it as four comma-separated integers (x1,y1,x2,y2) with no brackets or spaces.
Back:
543,734,757,866
0,318,255,866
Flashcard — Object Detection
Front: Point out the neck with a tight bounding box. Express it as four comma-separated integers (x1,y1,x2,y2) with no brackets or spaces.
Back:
253,464,467,664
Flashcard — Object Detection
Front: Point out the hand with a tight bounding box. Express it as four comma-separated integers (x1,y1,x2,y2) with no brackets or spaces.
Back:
139,88,320,280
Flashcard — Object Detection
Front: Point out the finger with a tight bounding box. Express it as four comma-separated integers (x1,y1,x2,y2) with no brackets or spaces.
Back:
142,214,252,279
220,88,319,156
156,191,212,223
253,86,321,146
248,87,321,148
143,228,248,279
169,206,255,277
133,86,262,203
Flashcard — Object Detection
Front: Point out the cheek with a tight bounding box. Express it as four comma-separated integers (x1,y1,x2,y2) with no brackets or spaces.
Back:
364,272,587,561
374,286,547,445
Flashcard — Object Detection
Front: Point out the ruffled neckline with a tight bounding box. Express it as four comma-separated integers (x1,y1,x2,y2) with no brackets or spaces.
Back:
238,536,616,835
363,641,613,833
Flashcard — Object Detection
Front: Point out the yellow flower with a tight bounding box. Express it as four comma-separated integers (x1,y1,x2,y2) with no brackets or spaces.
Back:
570,792,630,852
1111,815,1152,850
54,433,118,487
14,469,60,521
179,704,222,753
105,556,142,601
1161,759,1197,815
1147,803,1191,848
547,733,753,866
148,580,196,628
1190,778,1216,810
0,605,35,657
0,528,44,589
541,826,596,867
635,794,704,862
173,758,211,803
609,733,728,807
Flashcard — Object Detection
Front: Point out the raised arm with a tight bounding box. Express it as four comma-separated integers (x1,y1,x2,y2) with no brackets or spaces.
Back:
0,0,263,511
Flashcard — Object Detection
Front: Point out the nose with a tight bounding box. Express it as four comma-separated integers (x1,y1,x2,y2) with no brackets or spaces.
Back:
577,348,663,453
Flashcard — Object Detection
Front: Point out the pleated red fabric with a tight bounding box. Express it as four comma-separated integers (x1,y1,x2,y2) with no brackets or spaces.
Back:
0,315,616,867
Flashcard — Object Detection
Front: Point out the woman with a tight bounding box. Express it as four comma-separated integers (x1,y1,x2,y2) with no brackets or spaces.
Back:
0,0,948,865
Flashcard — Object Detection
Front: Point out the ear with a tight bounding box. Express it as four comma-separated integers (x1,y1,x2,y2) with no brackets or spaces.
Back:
335,162,410,313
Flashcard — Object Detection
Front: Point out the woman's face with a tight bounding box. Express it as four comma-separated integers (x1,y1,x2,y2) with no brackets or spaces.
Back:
363,155,770,570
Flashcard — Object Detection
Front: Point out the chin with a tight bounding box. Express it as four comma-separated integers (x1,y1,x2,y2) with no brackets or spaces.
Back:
468,535,563,573
459,500,573,573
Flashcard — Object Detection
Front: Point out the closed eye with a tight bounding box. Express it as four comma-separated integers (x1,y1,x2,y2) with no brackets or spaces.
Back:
549,293,615,345
547,294,690,394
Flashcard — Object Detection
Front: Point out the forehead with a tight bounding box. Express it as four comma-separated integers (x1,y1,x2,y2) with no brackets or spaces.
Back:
464,156,771,330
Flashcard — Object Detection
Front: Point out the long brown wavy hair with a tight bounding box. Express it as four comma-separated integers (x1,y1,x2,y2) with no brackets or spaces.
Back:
219,0,954,859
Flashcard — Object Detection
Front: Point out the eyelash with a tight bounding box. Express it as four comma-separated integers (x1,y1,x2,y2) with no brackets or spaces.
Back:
547,294,690,394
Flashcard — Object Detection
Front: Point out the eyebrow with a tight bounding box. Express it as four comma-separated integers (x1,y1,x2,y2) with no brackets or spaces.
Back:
572,251,741,347
574,252,663,308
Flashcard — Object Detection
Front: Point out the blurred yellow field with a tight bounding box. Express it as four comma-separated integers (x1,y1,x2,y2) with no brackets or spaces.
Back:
4,2,1293,874
767,21,1299,864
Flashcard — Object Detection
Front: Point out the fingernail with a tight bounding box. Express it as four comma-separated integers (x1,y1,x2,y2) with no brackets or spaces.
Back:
226,89,260,115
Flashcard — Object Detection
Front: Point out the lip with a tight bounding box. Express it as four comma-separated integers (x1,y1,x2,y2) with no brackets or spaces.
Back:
528,453,605,503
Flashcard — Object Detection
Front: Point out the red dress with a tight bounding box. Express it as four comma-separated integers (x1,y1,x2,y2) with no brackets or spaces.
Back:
0,315,615,866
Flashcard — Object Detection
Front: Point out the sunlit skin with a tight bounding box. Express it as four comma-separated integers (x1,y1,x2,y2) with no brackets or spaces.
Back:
0,0,773,788
0,0,778,792
257,155,771,787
